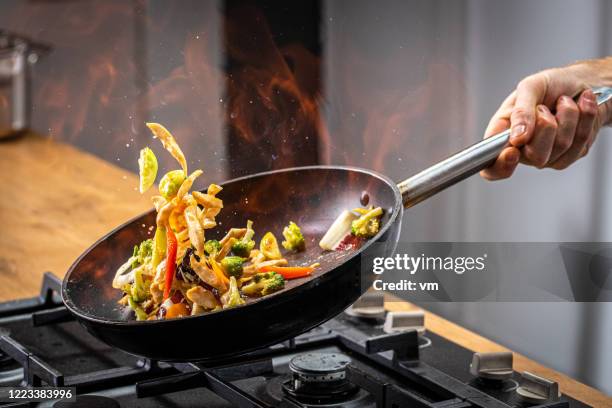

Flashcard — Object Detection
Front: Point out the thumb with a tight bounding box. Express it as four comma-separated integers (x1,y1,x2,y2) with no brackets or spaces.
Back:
509,75,548,146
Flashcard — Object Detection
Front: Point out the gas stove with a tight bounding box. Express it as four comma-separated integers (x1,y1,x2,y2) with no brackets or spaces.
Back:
0,273,589,407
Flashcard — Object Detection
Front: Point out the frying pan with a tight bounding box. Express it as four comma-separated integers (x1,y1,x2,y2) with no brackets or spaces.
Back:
62,87,612,361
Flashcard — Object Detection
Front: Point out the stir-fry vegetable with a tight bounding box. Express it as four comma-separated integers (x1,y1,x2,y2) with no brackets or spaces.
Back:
319,207,384,251
258,265,314,280
241,272,285,297
351,207,383,238
204,239,221,256
260,232,282,260
159,170,186,200
163,228,178,300
282,221,305,251
131,239,153,268
114,124,372,321
221,256,245,278
165,303,189,319
221,277,245,308
138,147,158,193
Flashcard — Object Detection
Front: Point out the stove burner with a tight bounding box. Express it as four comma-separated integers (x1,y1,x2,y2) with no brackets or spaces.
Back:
53,395,120,408
283,352,358,403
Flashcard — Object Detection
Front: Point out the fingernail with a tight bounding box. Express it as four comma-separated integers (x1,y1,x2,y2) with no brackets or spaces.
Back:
508,150,520,164
510,124,526,142
582,89,596,103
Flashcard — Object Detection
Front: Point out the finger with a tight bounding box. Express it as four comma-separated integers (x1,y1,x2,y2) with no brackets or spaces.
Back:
547,96,579,164
480,146,521,180
509,74,549,147
550,89,597,170
484,91,516,138
521,105,557,168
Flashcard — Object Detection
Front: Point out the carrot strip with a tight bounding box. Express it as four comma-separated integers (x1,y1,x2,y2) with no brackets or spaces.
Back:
258,265,314,280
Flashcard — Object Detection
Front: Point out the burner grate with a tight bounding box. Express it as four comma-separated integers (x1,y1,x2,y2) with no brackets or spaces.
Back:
0,274,586,408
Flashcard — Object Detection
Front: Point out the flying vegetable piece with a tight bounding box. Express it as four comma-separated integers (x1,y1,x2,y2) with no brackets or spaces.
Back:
221,276,245,308
138,147,158,193
241,272,285,297
221,256,245,278
351,207,383,239
204,239,221,256
260,232,282,260
131,239,153,268
159,170,186,199
282,221,305,251
146,122,188,175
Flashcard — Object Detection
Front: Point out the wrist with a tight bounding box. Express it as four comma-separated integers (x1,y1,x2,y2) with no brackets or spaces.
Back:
568,57,612,87
568,58,612,126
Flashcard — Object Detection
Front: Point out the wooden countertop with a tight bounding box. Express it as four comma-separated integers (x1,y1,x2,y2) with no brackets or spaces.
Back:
0,133,609,407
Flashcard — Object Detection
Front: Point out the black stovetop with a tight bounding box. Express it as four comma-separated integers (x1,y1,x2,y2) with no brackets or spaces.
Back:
0,273,591,408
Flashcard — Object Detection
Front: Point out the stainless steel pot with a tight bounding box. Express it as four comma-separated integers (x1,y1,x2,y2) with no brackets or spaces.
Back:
0,30,49,139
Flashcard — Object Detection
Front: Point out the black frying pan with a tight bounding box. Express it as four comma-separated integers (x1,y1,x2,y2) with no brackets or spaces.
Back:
62,87,612,361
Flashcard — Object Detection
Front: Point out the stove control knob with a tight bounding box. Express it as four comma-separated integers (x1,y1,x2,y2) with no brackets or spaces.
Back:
469,352,513,380
383,310,425,334
516,371,561,404
345,291,385,319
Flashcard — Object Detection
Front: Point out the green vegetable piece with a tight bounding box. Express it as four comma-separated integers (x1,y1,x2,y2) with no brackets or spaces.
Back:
159,169,186,199
231,240,255,257
130,269,151,302
151,226,167,270
127,295,148,320
222,276,245,308
282,221,305,251
242,272,285,297
231,220,255,256
204,239,222,256
131,238,153,268
351,207,383,239
221,256,245,278
138,147,158,193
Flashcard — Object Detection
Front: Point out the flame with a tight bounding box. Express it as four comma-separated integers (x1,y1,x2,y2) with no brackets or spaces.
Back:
0,2,466,184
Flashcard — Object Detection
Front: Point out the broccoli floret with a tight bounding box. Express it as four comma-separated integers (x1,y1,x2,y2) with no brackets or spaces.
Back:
232,240,255,257
241,272,285,297
131,239,153,268
221,276,245,308
204,239,221,256
221,256,245,278
231,220,255,256
351,207,383,238
282,221,305,251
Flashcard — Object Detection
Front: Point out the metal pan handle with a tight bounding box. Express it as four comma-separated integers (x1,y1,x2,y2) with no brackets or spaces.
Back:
398,86,612,208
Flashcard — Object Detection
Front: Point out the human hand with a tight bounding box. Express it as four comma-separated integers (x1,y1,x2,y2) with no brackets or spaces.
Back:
480,59,612,180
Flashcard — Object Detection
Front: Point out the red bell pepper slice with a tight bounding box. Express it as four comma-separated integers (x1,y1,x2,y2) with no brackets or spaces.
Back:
163,228,178,300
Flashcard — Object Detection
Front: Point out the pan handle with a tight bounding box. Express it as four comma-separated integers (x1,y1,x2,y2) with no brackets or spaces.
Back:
397,86,612,208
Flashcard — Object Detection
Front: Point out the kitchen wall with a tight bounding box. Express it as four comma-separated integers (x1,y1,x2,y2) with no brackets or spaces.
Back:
322,0,612,394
